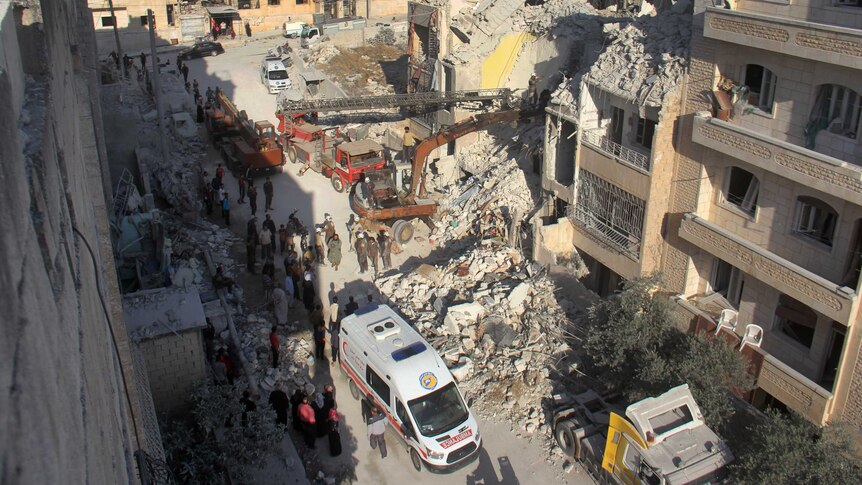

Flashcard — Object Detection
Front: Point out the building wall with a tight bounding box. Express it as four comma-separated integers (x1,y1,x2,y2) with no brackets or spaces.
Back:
138,330,206,416
0,0,147,483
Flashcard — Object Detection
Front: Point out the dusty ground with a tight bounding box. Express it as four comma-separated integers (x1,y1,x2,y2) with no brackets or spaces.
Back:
176,33,590,485
314,44,408,96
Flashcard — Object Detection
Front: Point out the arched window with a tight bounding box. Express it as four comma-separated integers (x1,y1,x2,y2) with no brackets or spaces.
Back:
723,167,759,216
813,84,862,139
743,65,777,113
794,196,838,246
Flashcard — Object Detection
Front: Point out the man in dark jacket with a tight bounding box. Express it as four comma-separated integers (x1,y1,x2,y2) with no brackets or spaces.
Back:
268,382,290,427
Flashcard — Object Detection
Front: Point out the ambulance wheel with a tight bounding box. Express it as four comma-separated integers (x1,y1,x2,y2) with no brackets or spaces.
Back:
392,220,414,245
349,378,361,400
331,174,345,193
555,420,577,458
410,448,423,472
287,146,298,163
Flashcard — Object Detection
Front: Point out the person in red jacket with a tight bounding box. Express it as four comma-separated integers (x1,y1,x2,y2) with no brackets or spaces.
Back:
297,396,317,448
269,326,280,368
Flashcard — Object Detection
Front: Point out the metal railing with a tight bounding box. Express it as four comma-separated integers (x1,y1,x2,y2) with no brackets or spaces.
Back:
581,129,651,172
570,208,643,259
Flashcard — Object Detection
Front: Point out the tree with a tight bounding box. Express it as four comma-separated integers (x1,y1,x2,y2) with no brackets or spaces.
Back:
162,382,283,485
582,275,752,428
731,409,862,484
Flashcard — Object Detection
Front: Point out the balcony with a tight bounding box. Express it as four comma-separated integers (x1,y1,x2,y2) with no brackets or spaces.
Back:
703,7,862,69
673,297,835,425
581,129,651,173
678,213,856,323
692,113,862,206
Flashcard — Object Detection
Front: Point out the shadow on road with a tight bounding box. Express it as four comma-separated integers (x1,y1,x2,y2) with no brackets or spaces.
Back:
466,450,521,485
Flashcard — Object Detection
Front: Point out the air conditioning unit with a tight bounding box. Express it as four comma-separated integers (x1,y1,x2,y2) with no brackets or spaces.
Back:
368,319,400,340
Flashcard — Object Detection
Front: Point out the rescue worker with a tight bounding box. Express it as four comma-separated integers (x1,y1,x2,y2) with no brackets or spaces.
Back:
402,126,415,163
378,231,392,270
355,232,368,274
323,214,336,243
366,233,379,275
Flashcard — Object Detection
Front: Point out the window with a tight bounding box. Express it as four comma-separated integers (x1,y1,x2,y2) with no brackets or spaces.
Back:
814,84,862,139
835,0,862,7
794,196,838,246
140,15,148,26
635,116,656,149
743,64,776,114
100,16,115,27
268,0,280,4
774,294,817,348
296,0,308,4
366,366,390,406
711,258,743,308
723,167,759,216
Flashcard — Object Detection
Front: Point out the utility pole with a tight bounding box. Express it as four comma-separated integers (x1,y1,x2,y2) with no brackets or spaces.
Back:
107,0,124,80
147,9,171,165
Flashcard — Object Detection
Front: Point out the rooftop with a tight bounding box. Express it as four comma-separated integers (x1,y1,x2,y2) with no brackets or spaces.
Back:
123,287,207,342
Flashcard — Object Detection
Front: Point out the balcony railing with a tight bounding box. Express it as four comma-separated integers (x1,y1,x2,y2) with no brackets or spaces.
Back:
581,129,650,173
569,206,642,260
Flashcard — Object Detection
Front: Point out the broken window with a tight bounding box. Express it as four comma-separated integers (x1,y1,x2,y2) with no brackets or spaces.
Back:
723,167,759,216
794,196,838,247
774,294,818,348
743,64,776,114
571,170,645,259
711,258,743,308
812,84,862,139
140,15,148,26
101,16,115,27
635,116,656,149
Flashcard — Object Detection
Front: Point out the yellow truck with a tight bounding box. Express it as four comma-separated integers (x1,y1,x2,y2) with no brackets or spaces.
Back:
553,385,734,484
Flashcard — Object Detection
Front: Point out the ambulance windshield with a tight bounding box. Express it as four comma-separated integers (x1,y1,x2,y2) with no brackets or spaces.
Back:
408,382,469,437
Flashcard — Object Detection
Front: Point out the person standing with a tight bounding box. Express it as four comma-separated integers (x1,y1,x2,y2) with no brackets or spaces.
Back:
367,234,379,275
379,231,392,270
328,296,339,329
240,390,256,428
248,182,258,216
290,389,306,431
273,283,288,326
216,163,225,181
344,296,359,317
327,407,342,456
355,233,368,273
269,382,290,427
284,273,295,308
237,174,246,203
302,267,315,312
181,63,190,83
264,176,274,212
260,224,273,262
263,213,277,235
402,126,415,163
245,22,252,37
315,227,326,265
367,406,388,459
202,171,214,215
278,224,288,254
313,322,327,361
269,326,280,368
327,234,342,271
346,214,357,252
528,73,539,107
297,396,316,448
221,193,231,225
140,52,147,70
323,215,335,243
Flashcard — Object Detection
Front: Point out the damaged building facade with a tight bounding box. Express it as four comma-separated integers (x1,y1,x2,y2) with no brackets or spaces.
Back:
666,0,862,426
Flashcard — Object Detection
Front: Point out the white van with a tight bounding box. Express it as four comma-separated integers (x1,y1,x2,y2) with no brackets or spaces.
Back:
339,304,482,472
282,21,306,38
260,57,292,94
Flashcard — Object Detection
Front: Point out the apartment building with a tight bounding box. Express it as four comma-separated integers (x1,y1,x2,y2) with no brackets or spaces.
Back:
662,0,862,427
537,12,690,297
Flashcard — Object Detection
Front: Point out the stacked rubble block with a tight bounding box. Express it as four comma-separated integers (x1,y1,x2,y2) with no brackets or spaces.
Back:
375,244,575,438
586,12,691,106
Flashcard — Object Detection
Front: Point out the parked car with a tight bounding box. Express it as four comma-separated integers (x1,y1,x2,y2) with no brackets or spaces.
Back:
178,41,225,60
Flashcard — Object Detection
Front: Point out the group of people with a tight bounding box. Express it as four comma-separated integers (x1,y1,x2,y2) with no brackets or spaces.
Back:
201,164,233,225
292,385,341,456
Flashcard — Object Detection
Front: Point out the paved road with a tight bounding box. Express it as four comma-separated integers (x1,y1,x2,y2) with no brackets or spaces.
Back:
180,35,591,485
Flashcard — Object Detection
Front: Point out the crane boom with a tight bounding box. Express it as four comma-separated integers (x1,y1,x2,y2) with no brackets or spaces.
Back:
277,89,512,115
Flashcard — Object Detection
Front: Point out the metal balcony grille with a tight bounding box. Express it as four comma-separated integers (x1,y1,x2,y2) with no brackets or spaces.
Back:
581,129,650,172
569,169,645,259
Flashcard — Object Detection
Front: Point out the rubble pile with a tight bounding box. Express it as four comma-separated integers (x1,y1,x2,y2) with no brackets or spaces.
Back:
586,13,691,106
368,27,396,46
512,0,600,36
302,44,341,65
375,245,573,436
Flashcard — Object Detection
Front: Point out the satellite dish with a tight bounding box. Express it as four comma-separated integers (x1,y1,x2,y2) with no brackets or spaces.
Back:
739,324,764,351
715,309,738,335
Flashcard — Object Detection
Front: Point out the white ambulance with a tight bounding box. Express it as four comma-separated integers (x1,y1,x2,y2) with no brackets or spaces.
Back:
339,304,482,472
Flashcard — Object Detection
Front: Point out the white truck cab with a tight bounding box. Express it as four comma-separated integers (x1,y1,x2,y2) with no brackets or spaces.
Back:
282,21,306,38
260,57,292,94
339,304,482,472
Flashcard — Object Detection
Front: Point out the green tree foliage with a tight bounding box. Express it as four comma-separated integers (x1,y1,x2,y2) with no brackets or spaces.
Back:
161,382,283,485
583,275,752,427
731,409,862,484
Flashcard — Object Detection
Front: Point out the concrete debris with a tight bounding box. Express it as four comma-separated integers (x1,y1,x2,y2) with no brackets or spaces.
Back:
585,13,691,107
303,44,341,65
368,27,397,46
374,243,571,428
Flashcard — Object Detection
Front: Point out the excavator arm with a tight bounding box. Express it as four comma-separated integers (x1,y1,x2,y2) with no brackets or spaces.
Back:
409,108,542,198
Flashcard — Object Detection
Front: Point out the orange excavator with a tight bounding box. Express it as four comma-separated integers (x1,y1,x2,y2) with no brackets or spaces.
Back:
350,108,542,244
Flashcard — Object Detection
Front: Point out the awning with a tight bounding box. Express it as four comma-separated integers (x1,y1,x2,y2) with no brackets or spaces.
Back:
205,6,241,19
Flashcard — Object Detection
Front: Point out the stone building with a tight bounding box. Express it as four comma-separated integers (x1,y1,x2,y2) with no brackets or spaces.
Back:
664,0,862,427
1,0,163,483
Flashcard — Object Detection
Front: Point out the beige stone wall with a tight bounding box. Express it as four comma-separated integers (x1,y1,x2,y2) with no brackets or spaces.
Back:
138,330,206,416
728,0,862,34
1,0,147,482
